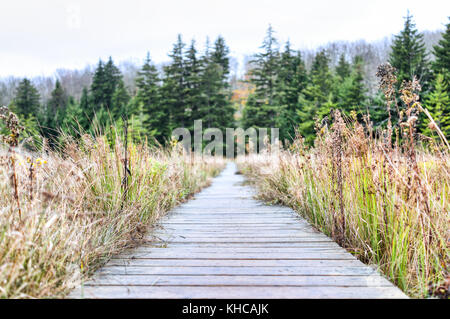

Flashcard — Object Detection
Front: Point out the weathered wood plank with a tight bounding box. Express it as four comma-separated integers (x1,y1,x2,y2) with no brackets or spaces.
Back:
97,266,378,276
107,258,365,267
71,286,407,299
114,252,356,260
85,274,393,287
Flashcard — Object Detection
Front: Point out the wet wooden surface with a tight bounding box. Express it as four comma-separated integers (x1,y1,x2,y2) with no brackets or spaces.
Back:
69,163,407,299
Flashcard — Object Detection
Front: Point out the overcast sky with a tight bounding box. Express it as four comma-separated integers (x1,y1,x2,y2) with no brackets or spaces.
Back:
0,0,448,77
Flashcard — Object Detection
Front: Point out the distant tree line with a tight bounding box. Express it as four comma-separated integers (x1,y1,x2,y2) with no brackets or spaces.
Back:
242,14,450,144
2,35,234,146
1,14,449,148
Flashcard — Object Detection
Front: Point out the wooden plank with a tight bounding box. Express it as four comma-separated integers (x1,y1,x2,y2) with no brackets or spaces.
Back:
139,242,341,252
114,252,356,260
141,238,332,243
85,274,393,287
97,266,378,276
71,286,407,299
107,258,365,267
121,247,346,253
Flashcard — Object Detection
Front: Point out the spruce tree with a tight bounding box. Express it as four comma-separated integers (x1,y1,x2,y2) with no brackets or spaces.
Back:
338,55,367,114
43,80,69,143
111,79,131,119
310,50,334,103
276,41,308,141
242,25,280,129
336,53,351,80
184,40,203,131
389,12,431,92
161,34,187,130
422,74,450,138
79,87,92,130
135,52,167,143
103,57,122,111
295,50,334,144
432,17,450,89
200,36,234,130
13,78,40,117
90,60,106,110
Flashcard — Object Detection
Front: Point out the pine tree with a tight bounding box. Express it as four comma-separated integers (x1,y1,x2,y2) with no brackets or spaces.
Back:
79,87,92,130
338,55,367,114
42,80,69,143
336,53,351,80
251,25,280,106
135,52,167,143
90,60,106,110
161,34,187,130
432,17,450,89
421,73,450,138
199,36,234,130
389,12,431,92
184,40,203,131
103,57,122,111
90,57,122,117
276,41,308,141
111,79,131,119
295,50,335,144
13,78,40,117
296,85,321,145
242,25,280,129
310,50,334,103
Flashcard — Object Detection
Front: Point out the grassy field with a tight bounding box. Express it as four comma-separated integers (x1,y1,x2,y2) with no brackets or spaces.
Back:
0,123,224,298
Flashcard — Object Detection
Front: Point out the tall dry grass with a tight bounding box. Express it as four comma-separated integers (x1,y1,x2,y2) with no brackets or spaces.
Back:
237,65,449,298
0,112,224,298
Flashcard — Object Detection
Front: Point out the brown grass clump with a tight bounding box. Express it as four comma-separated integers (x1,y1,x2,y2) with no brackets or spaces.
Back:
0,114,224,298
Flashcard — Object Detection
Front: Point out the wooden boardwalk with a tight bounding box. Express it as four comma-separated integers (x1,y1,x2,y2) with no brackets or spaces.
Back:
70,163,406,298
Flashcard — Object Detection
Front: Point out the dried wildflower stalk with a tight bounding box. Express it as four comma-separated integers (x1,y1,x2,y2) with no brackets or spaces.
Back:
0,106,24,220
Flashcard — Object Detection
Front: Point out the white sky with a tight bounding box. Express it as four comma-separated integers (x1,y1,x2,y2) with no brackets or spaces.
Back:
0,0,448,77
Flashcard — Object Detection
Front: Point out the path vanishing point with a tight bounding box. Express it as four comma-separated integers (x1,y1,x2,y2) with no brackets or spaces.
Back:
70,162,407,298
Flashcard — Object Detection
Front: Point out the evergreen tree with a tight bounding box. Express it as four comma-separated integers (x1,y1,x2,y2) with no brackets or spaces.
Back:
432,17,450,89
78,87,92,130
243,25,280,129
184,40,203,131
338,55,367,114
90,60,106,110
161,34,187,130
389,12,431,92
13,78,40,117
421,74,450,138
135,52,167,143
295,50,334,144
199,36,234,130
336,53,351,80
310,50,334,103
111,79,131,118
103,57,122,111
90,57,122,119
42,80,69,143
276,41,308,141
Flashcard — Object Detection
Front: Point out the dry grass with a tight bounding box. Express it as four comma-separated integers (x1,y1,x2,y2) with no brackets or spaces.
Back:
237,67,449,298
0,128,224,298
